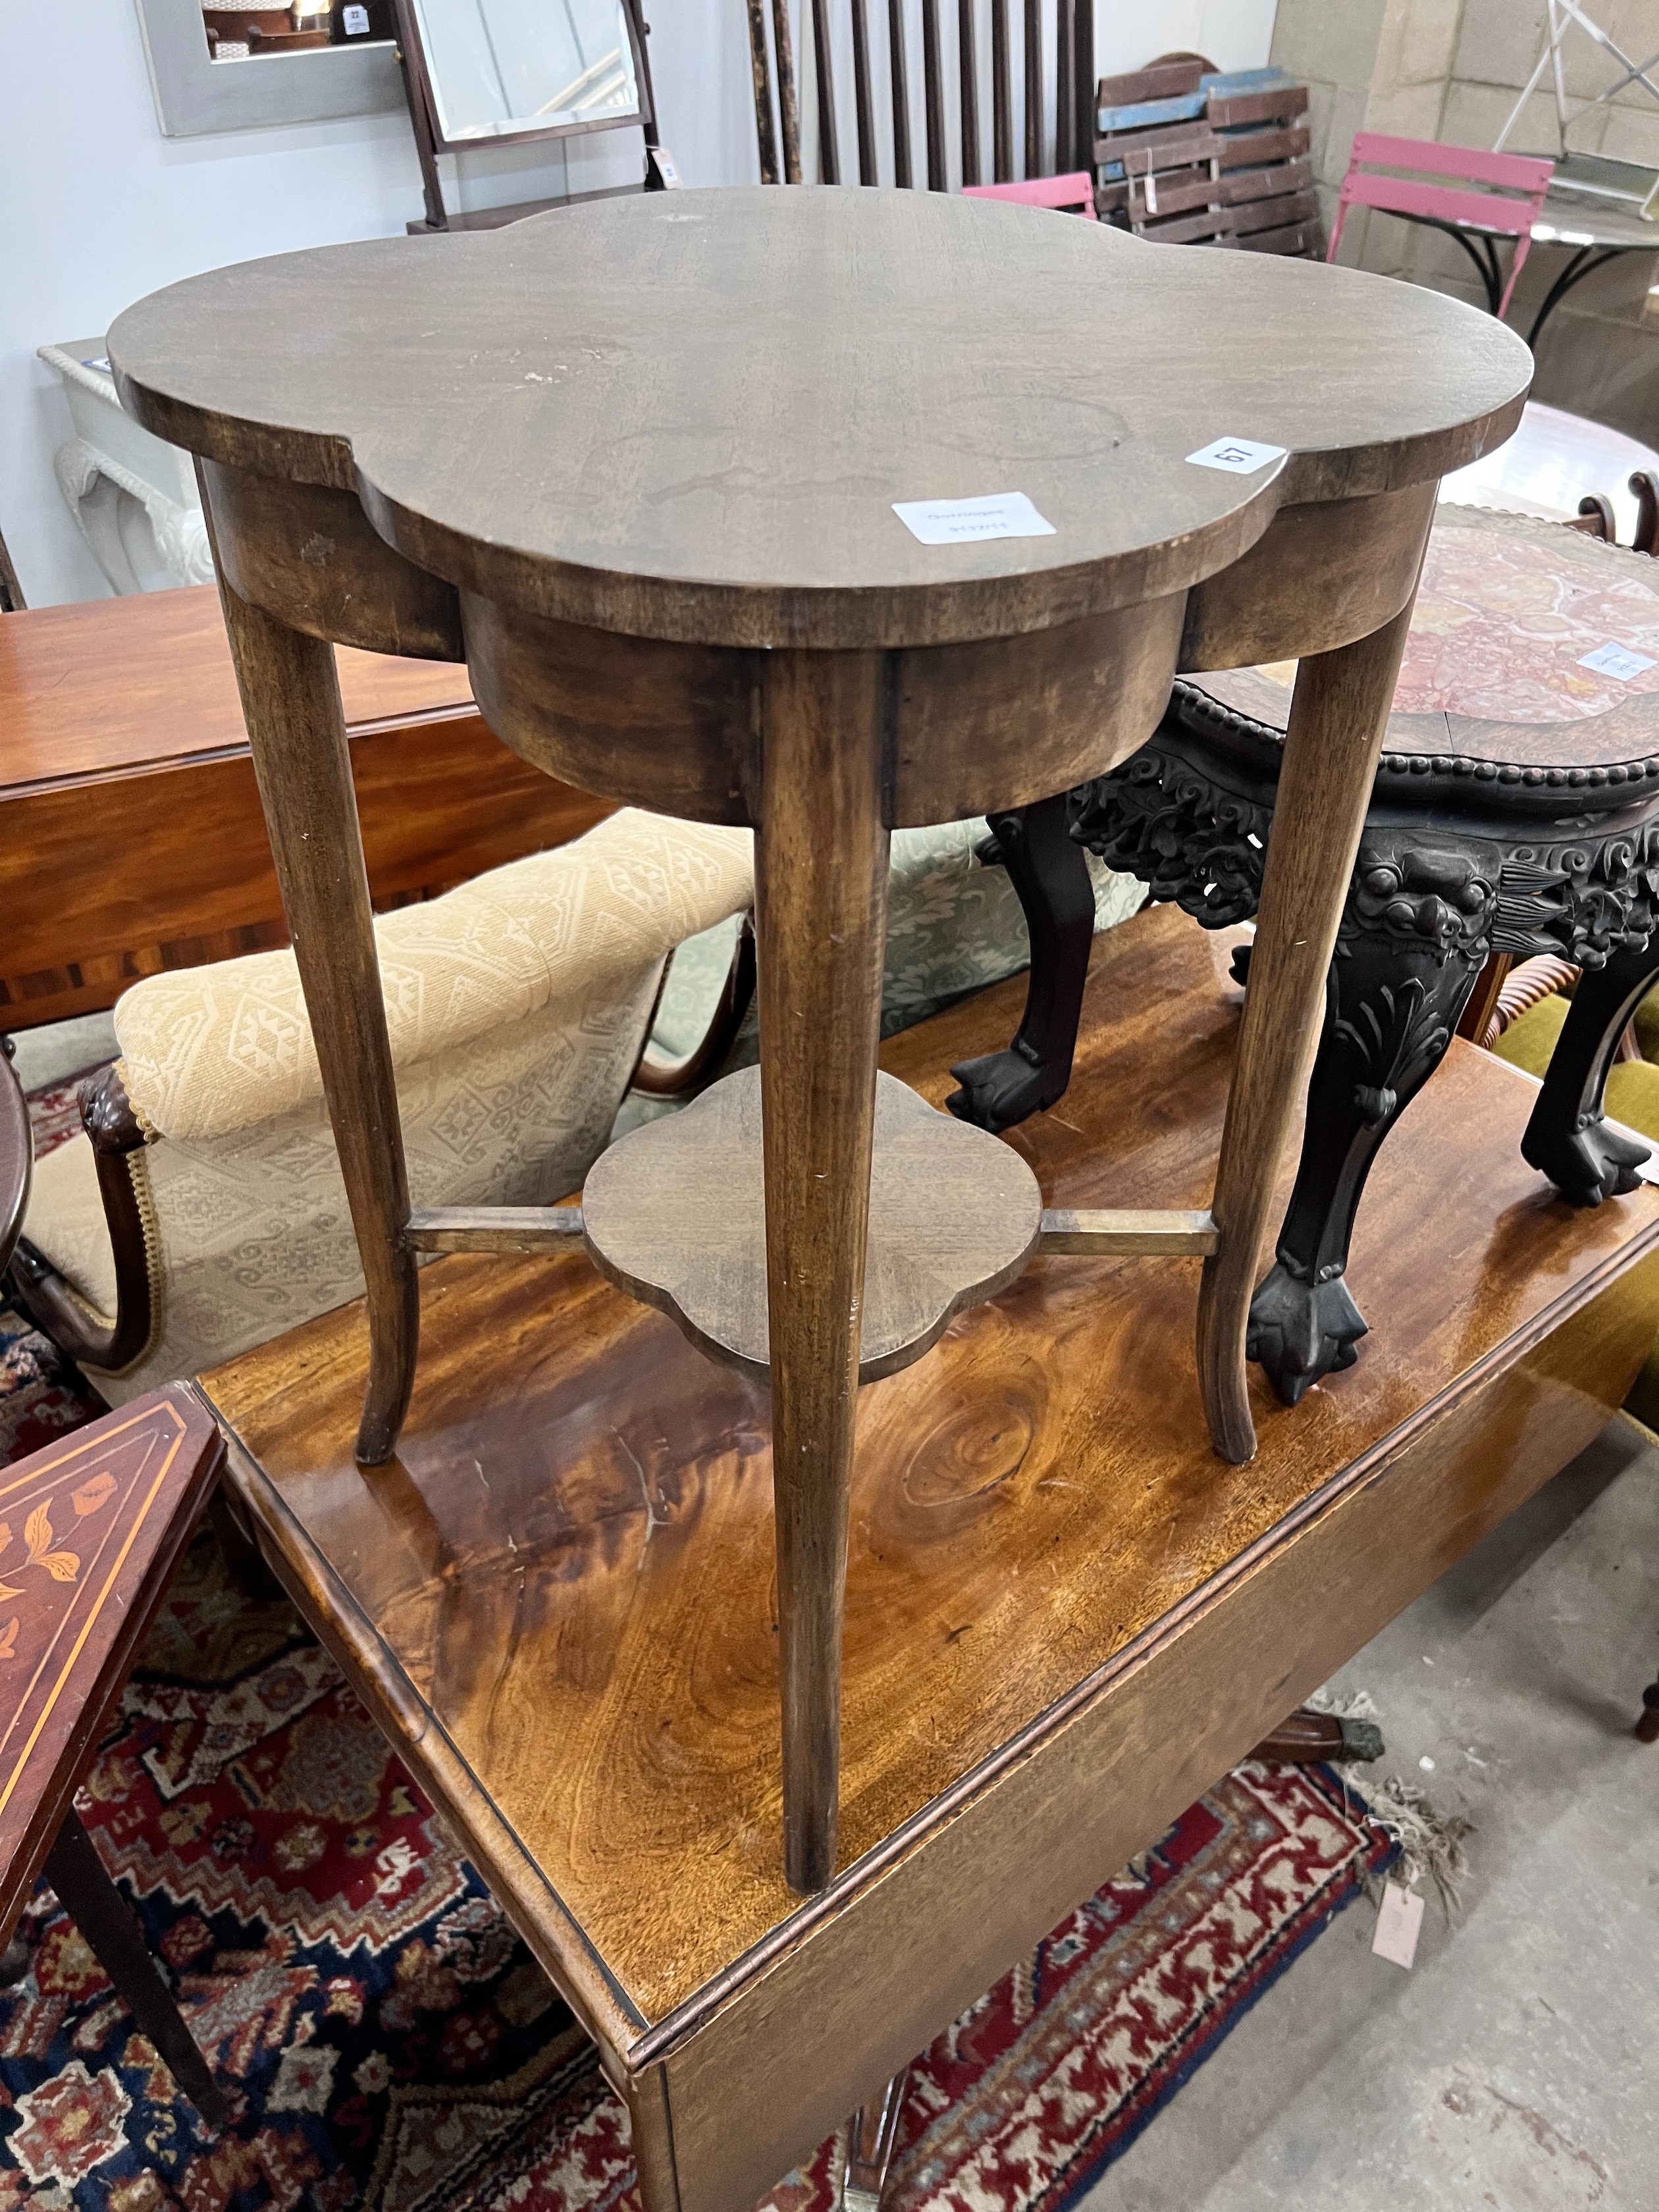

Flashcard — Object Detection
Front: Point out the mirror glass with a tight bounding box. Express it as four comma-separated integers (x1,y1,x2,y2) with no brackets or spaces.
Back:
201,3,397,63
410,0,641,141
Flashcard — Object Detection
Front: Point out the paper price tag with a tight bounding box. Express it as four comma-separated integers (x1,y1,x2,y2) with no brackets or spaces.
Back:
893,492,1056,546
342,3,370,31
1579,641,1656,681
1185,436,1287,475
1371,1879,1425,1970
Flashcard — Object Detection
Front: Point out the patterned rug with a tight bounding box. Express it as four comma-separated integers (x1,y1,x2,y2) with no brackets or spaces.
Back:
1,1074,1395,2210
19,1070,99,1168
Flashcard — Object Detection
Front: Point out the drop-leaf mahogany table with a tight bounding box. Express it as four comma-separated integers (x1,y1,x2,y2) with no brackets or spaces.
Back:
109,187,1530,1896
194,905,1659,2212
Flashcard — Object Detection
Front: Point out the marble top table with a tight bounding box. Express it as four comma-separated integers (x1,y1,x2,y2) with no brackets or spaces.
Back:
107,187,1530,1895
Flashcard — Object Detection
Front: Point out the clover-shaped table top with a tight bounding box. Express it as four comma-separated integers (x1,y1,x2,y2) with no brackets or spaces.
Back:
109,188,1531,652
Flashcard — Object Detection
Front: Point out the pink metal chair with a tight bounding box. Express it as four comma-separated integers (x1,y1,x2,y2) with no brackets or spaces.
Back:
964,172,1098,220
1328,133,1554,319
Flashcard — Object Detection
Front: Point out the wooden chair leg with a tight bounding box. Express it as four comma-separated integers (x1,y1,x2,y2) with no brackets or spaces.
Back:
210,568,419,1465
755,650,890,1896
45,1810,230,2129
842,2067,908,2212
1198,591,1422,1463
1637,1678,1659,1744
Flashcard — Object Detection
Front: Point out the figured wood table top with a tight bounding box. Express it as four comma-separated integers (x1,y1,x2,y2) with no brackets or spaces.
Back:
198,903,1659,2043
0,585,473,793
109,188,1531,651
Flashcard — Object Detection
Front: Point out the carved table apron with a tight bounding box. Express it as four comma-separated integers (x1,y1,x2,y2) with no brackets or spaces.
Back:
960,506,1659,1403
107,187,1529,1895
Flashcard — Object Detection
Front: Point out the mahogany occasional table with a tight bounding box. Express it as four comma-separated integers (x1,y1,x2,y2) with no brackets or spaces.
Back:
194,908,1659,2212
109,188,1530,1895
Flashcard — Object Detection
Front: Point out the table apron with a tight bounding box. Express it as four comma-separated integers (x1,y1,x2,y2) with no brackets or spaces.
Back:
457,589,1195,830
1182,481,1438,673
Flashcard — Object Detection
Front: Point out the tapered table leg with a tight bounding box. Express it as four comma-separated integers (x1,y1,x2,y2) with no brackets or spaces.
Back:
45,1811,230,2128
842,2067,908,2212
756,650,891,1895
212,571,418,1465
1198,592,1421,1463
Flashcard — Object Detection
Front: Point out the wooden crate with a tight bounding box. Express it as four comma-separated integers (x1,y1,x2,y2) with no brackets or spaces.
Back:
1093,64,1323,258
1093,62,1232,246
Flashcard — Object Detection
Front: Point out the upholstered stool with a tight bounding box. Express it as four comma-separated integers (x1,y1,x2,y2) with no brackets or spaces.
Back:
955,506,1659,1402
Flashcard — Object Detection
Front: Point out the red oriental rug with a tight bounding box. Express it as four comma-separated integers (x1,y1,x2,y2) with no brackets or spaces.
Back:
1,1073,1394,2210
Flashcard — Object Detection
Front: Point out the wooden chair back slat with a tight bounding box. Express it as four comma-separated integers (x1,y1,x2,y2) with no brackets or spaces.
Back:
1055,0,1075,171
958,0,981,187
922,0,948,192
752,0,1085,201
1023,0,1041,176
991,0,1012,181
964,170,1096,217
889,0,914,187
772,0,804,182
1340,171,1542,240
812,0,841,182
747,0,780,185
1348,131,1555,194
850,0,878,184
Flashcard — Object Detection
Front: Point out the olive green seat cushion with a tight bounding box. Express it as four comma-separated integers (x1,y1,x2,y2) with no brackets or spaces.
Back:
1493,992,1659,1427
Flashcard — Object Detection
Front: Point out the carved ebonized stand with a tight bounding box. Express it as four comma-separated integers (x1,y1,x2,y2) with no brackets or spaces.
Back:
955,510,1659,1404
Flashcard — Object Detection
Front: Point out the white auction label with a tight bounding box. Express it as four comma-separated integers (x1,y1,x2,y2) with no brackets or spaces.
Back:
1579,641,1656,681
892,492,1056,545
1371,1880,1425,1970
1185,436,1287,475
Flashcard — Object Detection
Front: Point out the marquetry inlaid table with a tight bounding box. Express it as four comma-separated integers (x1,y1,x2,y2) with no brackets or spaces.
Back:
109,188,1530,1896
195,907,1659,2212
0,1391,228,2127
959,505,1659,1404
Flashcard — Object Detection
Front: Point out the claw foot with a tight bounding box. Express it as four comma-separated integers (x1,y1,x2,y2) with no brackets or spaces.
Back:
1521,1111,1650,1208
945,1044,1061,1134
1246,1261,1368,1406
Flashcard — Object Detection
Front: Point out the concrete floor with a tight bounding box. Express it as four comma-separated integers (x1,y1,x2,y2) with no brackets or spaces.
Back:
1081,1415,1659,2212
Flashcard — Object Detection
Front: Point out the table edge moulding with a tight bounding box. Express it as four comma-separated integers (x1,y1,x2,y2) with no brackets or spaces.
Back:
107,186,1533,1896
194,908,1659,2212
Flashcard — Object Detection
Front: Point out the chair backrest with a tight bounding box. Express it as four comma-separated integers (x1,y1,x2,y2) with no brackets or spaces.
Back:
1328,132,1554,316
1336,132,1555,238
962,171,1097,217
746,0,1093,194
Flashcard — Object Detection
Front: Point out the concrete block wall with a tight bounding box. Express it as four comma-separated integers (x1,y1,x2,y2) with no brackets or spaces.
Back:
1271,0,1659,448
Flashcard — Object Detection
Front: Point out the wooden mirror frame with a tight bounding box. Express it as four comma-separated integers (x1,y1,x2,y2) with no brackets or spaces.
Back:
392,0,655,230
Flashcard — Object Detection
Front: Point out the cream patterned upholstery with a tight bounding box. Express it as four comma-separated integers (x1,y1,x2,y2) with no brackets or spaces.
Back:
22,809,1142,1400
24,810,752,1399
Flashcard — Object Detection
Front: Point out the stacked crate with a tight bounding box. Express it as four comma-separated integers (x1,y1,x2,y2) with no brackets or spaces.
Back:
1093,59,1321,257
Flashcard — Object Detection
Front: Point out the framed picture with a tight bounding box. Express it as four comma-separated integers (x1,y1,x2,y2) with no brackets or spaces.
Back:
132,0,404,137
